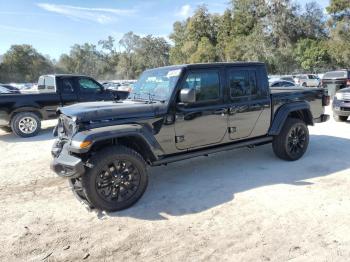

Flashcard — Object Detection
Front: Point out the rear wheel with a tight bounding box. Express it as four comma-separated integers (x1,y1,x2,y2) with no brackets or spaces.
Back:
272,118,309,161
333,115,348,122
82,146,148,212
302,82,307,87
11,112,41,137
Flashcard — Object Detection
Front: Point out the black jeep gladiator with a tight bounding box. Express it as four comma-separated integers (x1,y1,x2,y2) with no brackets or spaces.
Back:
0,74,128,137
51,62,330,212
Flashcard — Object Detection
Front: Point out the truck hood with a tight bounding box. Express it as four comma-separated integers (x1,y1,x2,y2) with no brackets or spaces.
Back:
58,100,167,123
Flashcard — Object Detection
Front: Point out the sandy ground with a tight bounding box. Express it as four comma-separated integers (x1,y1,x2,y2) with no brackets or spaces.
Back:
0,109,350,262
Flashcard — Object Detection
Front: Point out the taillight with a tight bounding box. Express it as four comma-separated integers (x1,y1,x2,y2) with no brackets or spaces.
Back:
322,95,330,106
346,79,350,86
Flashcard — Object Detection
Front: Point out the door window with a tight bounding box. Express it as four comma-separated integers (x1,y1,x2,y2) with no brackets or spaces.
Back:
78,78,101,94
61,78,75,94
229,70,258,100
183,70,220,102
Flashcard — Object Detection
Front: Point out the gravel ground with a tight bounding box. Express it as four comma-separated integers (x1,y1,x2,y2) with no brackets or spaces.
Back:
0,109,350,262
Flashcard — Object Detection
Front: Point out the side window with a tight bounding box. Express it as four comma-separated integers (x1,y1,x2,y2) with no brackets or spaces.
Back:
229,70,258,99
183,70,220,102
38,76,55,92
79,78,101,94
61,78,75,94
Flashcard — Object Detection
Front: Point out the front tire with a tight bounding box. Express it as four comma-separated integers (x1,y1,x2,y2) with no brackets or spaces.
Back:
11,112,41,137
272,118,309,161
333,115,348,122
82,146,148,212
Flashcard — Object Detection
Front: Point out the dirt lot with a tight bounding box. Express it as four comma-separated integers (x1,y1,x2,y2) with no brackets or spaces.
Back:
1,110,350,261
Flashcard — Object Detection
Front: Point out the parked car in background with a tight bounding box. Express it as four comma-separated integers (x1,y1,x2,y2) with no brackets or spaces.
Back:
332,88,350,122
0,74,129,137
0,84,20,94
0,86,12,94
294,74,320,87
279,75,295,83
269,80,297,88
322,70,350,97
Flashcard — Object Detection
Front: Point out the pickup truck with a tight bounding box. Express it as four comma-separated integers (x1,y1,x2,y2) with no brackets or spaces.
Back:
50,62,330,212
0,74,128,137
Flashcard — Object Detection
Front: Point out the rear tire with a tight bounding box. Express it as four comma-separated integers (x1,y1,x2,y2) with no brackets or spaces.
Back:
82,146,148,212
302,82,307,87
11,112,41,138
272,118,309,161
333,115,348,122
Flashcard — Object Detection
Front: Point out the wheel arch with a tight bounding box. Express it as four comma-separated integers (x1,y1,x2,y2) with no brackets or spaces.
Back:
72,125,163,164
10,107,44,121
269,102,313,136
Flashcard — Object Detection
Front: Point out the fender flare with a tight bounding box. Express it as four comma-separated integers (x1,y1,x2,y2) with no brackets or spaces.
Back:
70,124,163,160
268,101,313,136
10,106,45,120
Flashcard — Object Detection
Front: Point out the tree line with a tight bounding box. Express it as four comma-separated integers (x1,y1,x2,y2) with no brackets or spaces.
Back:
0,0,349,83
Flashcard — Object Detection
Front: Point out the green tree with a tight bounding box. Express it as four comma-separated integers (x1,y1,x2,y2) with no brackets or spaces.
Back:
0,44,54,82
294,39,330,72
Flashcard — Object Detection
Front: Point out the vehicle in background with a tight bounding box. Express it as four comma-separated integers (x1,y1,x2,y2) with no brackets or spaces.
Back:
0,84,21,94
322,70,350,97
279,75,295,83
0,86,12,94
332,88,350,122
51,62,329,212
294,74,320,87
269,80,297,88
102,81,132,93
0,74,129,137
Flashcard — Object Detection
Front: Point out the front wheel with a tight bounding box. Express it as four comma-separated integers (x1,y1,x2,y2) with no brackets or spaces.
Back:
11,112,41,137
272,118,309,161
82,146,148,212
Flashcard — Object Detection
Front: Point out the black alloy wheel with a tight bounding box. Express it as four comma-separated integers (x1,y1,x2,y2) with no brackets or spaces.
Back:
82,146,148,212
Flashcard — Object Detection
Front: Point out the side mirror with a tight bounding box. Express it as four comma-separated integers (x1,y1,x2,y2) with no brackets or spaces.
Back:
180,88,196,104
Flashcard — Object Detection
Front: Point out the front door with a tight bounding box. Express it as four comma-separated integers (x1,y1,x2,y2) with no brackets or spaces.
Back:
174,68,228,150
77,77,109,102
226,67,270,140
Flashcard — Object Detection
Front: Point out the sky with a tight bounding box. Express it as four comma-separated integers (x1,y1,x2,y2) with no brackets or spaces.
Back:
0,0,330,59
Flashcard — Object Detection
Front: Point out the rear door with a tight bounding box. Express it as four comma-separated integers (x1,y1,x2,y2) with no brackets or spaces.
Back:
226,66,271,140
56,77,78,106
174,67,228,150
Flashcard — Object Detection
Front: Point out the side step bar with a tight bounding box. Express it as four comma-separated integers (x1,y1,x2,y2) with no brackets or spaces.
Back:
152,136,273,166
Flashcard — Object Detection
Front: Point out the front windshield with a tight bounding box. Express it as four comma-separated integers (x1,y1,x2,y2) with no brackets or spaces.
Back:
129,67,182,102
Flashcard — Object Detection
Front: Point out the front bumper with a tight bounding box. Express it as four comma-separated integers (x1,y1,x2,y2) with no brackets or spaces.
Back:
332,99,350,116
50,141,85,178
314,114,330,123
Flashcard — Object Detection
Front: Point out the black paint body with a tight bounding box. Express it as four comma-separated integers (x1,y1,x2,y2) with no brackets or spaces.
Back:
52,63,328,172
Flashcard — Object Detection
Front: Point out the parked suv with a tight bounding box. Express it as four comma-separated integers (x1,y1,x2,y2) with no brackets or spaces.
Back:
333,88,350,122
51,62,329,212
294,74,320,87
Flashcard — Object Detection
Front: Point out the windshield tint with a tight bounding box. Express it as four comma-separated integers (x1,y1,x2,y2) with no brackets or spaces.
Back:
130,67,182,101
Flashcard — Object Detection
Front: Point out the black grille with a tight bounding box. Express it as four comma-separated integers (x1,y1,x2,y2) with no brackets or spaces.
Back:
340,107,350,112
